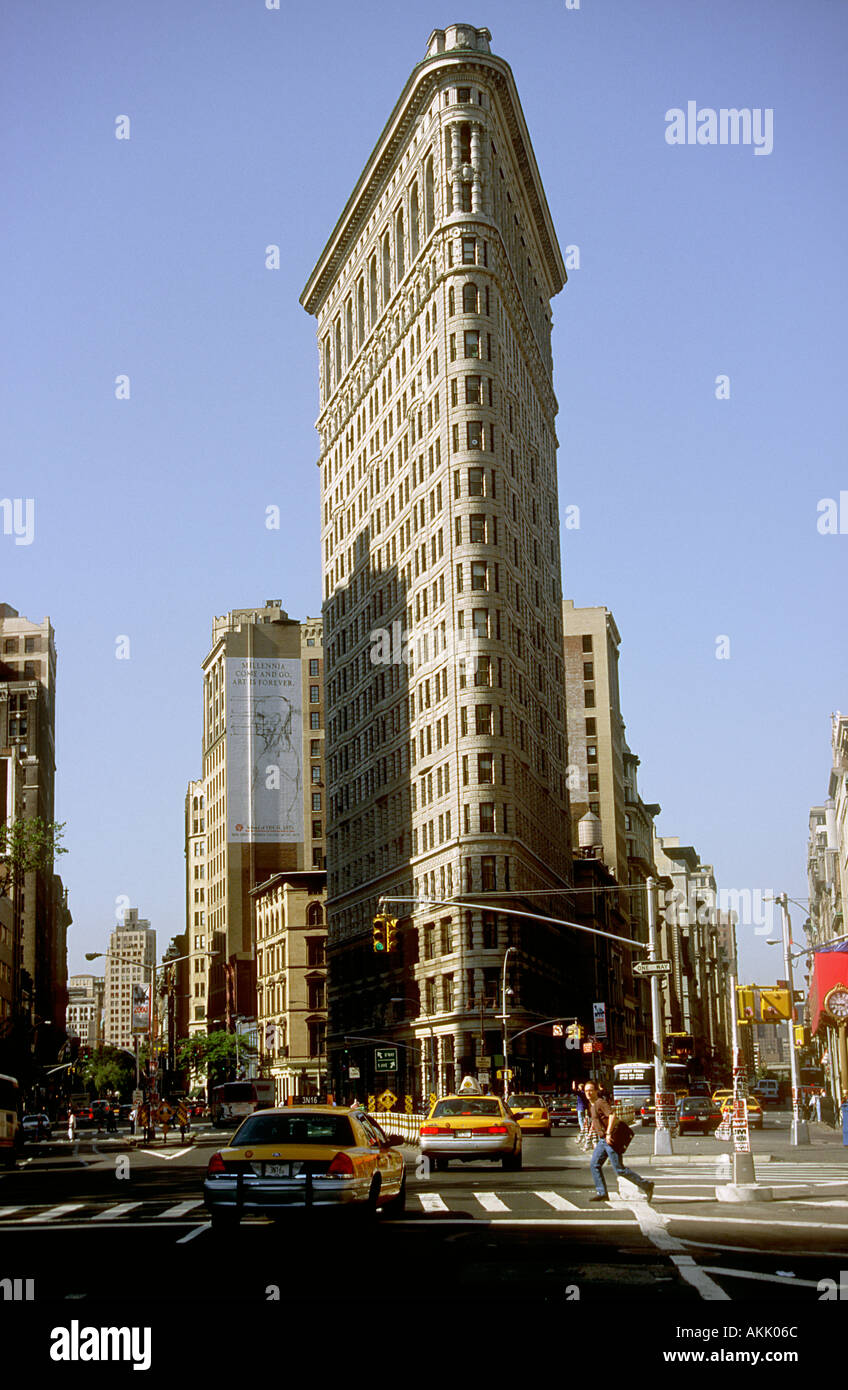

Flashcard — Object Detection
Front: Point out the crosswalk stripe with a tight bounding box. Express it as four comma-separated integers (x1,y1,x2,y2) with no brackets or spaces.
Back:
535,1190,580,1211
0,1207,25,1219
475,1193,509,1212
418,1193,449,1213
23,1203,83,1223
157,1201,203,1219
92,1202,141,1221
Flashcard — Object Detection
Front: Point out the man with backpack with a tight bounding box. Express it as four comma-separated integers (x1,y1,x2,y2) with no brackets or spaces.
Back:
584,1080,654,1204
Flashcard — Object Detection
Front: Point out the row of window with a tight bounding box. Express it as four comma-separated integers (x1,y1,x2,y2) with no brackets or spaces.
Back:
323,158,436,395
3,636,40,653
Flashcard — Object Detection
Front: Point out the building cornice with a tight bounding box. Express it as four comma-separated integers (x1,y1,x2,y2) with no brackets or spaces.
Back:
300,48,565,317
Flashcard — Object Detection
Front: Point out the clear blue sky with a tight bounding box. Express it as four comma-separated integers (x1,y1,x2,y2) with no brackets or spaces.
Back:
2,0,845,989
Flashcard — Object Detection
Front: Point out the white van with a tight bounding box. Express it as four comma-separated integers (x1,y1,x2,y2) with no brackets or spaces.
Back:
752,1078,780,1105
0,1073,22,1167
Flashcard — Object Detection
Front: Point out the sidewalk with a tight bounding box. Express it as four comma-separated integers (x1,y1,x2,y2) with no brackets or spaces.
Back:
575,1124,848,1204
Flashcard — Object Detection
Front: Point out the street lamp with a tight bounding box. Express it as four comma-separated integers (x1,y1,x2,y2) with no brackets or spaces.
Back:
764,896,810,1146
390,996,436,1103
86,949,217,1139
499,946,515,1101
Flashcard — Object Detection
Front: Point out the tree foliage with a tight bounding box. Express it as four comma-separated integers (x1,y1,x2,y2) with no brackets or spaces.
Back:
0,817,67,894
176,1030,255,1087
78,1046,135,1097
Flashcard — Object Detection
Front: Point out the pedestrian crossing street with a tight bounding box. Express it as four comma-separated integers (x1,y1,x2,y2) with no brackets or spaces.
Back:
1,1164,844,1227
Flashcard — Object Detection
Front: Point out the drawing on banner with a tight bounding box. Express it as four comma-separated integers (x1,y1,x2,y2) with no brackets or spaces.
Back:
226,657,303,842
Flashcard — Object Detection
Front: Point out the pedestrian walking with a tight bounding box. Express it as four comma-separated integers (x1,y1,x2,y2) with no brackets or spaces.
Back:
129,1106,137,1137
67,1110,76,1144
584,1081,654,1205
814,1089,823,1124
574,1081,588,1128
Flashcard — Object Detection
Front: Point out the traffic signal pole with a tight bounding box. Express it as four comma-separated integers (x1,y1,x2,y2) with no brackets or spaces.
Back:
647,877,673,1156
777,894,810,1147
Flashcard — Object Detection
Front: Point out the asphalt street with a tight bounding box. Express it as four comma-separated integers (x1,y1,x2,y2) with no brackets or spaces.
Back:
1,1111,846,1312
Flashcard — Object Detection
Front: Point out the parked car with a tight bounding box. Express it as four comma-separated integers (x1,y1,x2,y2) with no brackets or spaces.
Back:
550,1096,578,1128
21,1113,52,1142
751,1079,780,1105
676,1097,722,1135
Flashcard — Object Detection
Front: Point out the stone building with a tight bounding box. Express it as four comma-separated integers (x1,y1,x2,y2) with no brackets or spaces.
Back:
0,604,70,1065
197,604,325,1032
103,907,156,1052
301,24,578,1100
251,871,327,1103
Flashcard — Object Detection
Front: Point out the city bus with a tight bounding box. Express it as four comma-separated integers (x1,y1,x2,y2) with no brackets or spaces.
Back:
0,1073,22,1168
211,1078,276,1128
612,1061,690,1114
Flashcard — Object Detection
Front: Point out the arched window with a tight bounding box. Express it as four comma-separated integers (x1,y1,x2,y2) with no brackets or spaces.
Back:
410,182,420,257
395,210,405,281
382,232,392,303
334,318,342,380
368,256,378,323
307,902,324,927
345,298,353,363
462,282,479,313
356,278,365,346
424,156,435,234
448,285,455,315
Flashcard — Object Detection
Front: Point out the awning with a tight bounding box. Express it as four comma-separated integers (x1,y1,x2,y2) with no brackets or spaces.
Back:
809,944,848,1036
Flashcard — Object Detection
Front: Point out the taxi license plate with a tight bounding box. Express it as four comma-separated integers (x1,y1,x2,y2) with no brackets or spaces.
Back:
263,1162,301,1178
456,1130,472,1138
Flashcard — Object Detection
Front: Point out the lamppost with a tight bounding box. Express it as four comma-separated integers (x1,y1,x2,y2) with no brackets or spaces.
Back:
765,895,810,1146
86,949,216,1140
499,946,515,1101
390,996,436,1104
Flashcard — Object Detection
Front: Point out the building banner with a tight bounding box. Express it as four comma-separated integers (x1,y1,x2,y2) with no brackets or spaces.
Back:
131,982,150,1033
226,657,303,843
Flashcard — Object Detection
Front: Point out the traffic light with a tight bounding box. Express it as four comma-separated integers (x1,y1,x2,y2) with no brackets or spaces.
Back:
736,986,756,1023
372,914,387,953
759,988,791,1021
385,917,399,953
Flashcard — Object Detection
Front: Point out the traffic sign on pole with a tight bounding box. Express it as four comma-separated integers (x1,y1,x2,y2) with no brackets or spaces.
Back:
634,960,672,976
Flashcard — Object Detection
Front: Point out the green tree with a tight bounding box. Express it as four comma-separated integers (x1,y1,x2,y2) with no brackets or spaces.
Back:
177,1031,255,1089
0,817,67,894
79,1047,135,1098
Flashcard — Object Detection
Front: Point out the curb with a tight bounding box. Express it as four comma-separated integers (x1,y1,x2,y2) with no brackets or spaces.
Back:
716,1180,848,1204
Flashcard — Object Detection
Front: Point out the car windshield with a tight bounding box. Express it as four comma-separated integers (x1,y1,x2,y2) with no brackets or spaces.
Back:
433,1098,502,1118
230,1114,355,1147
508,1096,543,1108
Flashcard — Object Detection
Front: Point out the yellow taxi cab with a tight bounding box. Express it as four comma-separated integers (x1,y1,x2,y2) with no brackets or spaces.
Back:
507,1094,552,1137
420,1080,522,1171
720,1095,764,1130
711,1088,733,1105
203,1106,405,1230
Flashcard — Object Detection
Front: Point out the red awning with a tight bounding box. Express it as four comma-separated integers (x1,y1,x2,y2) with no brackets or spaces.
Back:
809,945,848,1036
